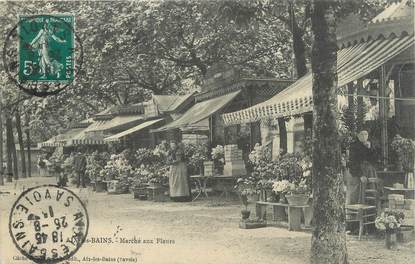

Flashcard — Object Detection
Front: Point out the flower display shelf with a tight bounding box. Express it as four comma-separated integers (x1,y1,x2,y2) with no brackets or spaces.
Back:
94,181,107,193
286,194,309,206
133,186,148,200
397,225,414,243
107,180,129,195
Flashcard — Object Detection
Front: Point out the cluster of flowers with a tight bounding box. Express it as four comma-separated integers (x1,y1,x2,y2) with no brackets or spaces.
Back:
248,143,312,195
211,145,224,164
391,134,415,172
183,143,209,174
235,176,258,196
272,179,308,195
375,210,405,232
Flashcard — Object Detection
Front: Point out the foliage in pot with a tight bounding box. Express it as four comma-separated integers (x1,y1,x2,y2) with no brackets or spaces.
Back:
183,142,209,175
391,135,415,172
375,210,405,249
86,151,110,183
211,145,224,174
272,179,310,205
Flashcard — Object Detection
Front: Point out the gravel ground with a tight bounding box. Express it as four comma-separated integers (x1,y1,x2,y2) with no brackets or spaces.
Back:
1,177,414,264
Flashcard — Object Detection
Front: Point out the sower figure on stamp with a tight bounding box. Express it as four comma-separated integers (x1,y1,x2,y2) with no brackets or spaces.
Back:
348,130,379,204
30,19,66,79
74,152,87,188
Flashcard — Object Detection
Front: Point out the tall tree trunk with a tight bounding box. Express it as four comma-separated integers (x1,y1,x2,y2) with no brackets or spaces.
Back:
310,1,348,264
6,116,13,182
15,110,26,178
0,101,3,186
278,118,287,154
11,119,18,181
25,114,31,178
289,3,308,78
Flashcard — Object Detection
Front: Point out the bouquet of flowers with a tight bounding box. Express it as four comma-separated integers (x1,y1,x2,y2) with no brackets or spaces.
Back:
211,145,224,163
272,179,309,195
375,210,405,232
272,180,294,194
391,135,415,172
85,151,109,183
184,143,208,174
235,176,258,196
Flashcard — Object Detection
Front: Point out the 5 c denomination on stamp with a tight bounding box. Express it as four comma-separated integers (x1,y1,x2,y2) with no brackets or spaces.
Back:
2,14,83,97
9,185,89,264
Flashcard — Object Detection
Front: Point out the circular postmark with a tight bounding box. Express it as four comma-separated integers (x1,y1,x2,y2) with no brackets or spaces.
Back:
2,14,83,97
9,185,89,264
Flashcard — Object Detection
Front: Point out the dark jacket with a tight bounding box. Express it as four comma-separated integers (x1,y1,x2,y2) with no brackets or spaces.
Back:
349,140,378,177
74,154,87,173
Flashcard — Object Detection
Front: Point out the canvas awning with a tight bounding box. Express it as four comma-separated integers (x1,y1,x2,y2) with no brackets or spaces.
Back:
67,130,106,145
153,90,241,132
222,34,414,126
39,128,85,148
104,119,163,142
85,115,144,133
39,136,62,148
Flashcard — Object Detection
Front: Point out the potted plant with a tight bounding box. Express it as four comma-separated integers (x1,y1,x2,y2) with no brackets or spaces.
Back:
240,193,250,220
184,143,209,175
211,145,224,174
391,135,415,172
375,210,405,249
272,179,292,203
273,179,310,206
235,177,260,220
284,180,310,206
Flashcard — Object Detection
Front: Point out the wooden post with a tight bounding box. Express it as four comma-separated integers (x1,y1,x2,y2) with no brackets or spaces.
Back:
379,65,389,168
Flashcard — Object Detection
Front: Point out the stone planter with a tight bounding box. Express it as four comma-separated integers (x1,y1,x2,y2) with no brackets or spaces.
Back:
286,194,309,206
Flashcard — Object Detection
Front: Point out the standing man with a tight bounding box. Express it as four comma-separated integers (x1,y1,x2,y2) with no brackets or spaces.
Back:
74,152,87,188
348,130,379,204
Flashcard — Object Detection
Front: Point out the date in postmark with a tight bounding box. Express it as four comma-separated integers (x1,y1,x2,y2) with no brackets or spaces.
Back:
9,185,89,264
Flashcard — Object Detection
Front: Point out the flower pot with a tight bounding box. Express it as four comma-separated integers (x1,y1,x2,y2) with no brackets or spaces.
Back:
278,193,288,204
241,210,251,220
385,231,397,249
286,194,309,206
95,181,107,193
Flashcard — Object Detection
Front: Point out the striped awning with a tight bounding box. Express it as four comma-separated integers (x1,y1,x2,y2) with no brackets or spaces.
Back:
85,115,144,133
39,136,63,148
222,34,414,126
104,118,163,142
154,90,241,132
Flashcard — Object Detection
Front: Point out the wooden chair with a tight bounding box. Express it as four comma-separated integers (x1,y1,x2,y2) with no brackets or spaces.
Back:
346,178,381,240
345,204,377,240
362,178,383,211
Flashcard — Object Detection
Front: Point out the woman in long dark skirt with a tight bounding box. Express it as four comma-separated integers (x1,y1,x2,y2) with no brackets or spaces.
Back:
168,141,191,202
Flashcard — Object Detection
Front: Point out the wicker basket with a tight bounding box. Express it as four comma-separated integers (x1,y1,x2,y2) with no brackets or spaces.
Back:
286,194,309,206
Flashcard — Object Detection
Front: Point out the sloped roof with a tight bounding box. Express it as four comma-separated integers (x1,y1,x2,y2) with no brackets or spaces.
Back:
337,0,414,48
371,0,414,23
153,93,194,113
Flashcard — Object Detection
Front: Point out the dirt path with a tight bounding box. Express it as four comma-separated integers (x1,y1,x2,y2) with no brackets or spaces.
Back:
1,177,414,264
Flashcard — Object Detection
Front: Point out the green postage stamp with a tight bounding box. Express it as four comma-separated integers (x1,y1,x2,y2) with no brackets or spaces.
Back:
18,14,75,82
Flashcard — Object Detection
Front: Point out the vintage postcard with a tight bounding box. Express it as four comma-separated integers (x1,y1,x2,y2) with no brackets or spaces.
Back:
0,1,414,264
